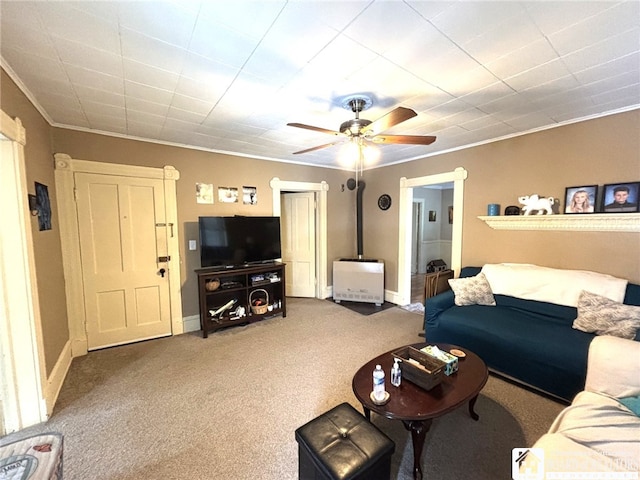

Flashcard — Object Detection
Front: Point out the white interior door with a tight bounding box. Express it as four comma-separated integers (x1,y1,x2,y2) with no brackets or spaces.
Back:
281,192,316,297
76,172,172,350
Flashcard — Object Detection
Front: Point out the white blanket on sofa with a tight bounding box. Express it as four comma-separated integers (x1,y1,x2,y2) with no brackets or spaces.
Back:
481,263,628,307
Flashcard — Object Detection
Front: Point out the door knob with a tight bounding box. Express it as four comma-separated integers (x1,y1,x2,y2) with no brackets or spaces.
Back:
159,268,166,278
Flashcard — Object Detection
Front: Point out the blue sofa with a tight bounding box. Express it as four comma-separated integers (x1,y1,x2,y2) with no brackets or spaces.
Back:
425,266,640,402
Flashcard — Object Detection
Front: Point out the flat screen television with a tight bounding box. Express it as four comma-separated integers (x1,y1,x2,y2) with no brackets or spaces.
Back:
199,216,282,268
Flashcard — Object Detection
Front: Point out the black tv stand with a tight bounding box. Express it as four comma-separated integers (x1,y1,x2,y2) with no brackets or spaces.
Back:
195,262,286,338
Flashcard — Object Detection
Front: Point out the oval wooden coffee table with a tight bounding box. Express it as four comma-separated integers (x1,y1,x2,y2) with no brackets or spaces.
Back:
352,343,488,480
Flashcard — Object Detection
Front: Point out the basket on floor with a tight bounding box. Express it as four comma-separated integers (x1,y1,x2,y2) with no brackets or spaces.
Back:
250,289,269,314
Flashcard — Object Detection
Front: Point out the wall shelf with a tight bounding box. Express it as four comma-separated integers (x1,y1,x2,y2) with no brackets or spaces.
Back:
478,213,640,232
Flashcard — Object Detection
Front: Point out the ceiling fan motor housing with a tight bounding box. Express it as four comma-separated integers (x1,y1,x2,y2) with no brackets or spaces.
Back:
340,118,372,136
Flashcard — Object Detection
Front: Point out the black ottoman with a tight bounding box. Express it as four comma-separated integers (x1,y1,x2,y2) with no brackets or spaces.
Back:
295,402,395,480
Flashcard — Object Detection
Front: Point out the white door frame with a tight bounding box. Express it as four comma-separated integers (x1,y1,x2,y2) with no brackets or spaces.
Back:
397,167,468,306
270,177,329,299
0,110,47,433
54,154,183,357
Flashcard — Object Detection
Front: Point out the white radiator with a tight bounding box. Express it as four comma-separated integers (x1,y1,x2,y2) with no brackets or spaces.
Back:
333,260,384,306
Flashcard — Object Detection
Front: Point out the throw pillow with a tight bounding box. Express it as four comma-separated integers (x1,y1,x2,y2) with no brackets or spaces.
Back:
572,290,640,339
448,273,496,306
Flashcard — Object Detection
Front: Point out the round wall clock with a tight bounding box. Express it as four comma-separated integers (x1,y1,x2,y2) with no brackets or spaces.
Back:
378,194,392,210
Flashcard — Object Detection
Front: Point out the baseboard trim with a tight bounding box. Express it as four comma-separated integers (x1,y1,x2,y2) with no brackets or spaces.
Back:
183,315,200,333
44,340,72,417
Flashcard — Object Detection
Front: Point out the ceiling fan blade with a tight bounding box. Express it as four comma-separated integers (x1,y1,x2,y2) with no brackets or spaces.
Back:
360,107,417,135
292,140,345,155
287,122,343,137
370,134,437,145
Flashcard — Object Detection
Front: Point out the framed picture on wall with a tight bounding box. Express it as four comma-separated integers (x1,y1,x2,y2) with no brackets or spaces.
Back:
601,182,640,213
564,185,597,214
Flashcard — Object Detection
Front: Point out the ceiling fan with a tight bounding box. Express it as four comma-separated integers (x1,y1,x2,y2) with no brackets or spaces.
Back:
287,95,436,155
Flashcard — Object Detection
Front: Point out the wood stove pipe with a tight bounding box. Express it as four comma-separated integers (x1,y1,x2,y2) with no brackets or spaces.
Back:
356,180,365,259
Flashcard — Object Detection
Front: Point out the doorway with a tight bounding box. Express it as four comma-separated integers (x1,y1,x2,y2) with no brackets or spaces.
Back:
270,178,329,299
397,168,468,306
0,110,47,432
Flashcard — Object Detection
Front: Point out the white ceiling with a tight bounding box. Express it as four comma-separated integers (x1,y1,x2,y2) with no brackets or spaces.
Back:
1,1,639,170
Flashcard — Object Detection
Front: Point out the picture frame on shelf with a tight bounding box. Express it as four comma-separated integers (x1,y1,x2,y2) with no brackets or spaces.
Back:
601,182,640,213
564,185,597,214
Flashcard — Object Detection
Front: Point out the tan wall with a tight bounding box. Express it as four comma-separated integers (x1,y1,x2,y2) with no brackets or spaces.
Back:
51,129,357,317
365,109,640,288
0,69,69,376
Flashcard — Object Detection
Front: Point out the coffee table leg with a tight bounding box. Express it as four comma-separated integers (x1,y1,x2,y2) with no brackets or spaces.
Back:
403,419,432,480
468,394,480,421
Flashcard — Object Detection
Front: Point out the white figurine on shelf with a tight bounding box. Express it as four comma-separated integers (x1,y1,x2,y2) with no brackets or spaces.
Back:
518,194,555,215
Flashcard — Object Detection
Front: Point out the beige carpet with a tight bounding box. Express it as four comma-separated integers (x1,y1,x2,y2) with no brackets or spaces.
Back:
0,298,564,479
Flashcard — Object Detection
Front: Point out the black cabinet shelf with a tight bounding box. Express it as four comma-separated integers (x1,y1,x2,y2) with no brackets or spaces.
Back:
195,262,287,338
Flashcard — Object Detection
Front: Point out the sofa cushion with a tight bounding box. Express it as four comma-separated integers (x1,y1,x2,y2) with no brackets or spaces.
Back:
573,290,640,339
448,273,495,306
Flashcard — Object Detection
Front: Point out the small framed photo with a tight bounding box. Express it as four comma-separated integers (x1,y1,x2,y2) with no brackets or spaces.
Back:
602,182,640,213
564,185,597,214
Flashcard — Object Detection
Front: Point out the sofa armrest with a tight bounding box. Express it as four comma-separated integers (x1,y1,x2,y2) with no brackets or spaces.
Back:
425,290,455,328
585,335,640,398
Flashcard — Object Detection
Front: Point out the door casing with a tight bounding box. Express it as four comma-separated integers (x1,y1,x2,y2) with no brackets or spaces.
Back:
54,154,183,357
270,177,329,299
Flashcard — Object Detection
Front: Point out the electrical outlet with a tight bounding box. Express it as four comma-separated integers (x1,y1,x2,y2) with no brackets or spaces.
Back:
188,240,197,251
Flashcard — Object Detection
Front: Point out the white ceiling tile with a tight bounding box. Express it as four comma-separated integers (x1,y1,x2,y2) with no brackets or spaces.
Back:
1,47,68,85
344,1,434,57
123,59,180,92
64,65,124,95
561,28,640,73
166,106,208,125
126,98,170,118
197,1,286,40
117,2,198,49
0,22,57,59
548,3,640,56
461,82,517,110
405,1,458,21
75,84,125,107
82,101,125,119
125,80,173,105
38,2,121,54
52,37,123,77
485,38,559,79
431,1,526,46
188,16,259,68
461,13,544,65
170,94,215,117
508,113,557,131
523,1,620,36
573,53,640,85
504,59,574,92
120,28,187,73
127,121,163,140
67,1,119,26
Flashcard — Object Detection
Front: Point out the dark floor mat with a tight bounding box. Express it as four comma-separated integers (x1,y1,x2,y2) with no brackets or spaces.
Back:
327,298,396,316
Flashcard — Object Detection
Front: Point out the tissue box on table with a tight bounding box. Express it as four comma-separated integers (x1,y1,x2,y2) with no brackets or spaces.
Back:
420,345,458,376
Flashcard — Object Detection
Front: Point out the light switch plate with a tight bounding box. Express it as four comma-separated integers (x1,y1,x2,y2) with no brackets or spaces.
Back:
188,240,197,251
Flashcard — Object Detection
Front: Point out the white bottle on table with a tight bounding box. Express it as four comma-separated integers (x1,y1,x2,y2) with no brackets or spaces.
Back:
373,364,385,400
